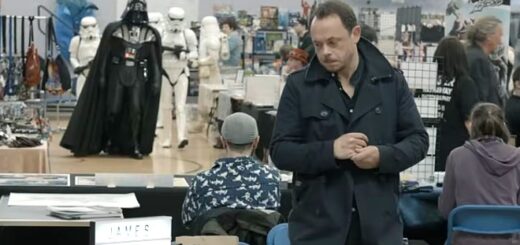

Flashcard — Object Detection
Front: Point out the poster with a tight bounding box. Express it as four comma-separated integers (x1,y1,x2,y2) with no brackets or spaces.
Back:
445,0,510,54
260,6,279,30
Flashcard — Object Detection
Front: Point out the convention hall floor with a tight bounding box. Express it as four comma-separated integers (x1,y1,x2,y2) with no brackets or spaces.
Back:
48,114,224,175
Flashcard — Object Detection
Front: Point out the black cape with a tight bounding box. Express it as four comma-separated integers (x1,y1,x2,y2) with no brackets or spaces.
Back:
60,21,162,156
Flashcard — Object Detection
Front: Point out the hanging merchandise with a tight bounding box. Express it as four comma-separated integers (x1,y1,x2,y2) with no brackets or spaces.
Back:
42,18,72,95
5,16,18,99
21,17,25,70
0,17,4,100
24,17,41,89
13,17,23,97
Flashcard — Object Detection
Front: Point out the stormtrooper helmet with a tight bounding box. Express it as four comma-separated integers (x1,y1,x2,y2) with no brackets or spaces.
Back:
167,7,185,32
200,16,220,36
148,12,164,34
79,16,100,40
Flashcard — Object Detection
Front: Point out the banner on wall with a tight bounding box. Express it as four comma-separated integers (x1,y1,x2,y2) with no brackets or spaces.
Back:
445,0,510,53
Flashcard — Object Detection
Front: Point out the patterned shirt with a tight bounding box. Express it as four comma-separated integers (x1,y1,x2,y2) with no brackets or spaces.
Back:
181,156,281,226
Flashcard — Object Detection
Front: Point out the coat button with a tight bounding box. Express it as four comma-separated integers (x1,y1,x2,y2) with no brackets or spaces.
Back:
375,107,382,114
320,110,329,117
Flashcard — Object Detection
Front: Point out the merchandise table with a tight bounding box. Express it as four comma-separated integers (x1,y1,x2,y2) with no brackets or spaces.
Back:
0,175,445,244
0,141,49,173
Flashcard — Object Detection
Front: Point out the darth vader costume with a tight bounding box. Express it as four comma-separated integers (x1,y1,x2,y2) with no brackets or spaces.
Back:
60,0,162,159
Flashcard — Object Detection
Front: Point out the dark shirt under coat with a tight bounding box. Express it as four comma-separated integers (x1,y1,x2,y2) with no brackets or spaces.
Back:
270,38,429,245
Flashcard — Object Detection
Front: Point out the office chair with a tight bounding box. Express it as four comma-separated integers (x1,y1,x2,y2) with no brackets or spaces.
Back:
447,205,520,245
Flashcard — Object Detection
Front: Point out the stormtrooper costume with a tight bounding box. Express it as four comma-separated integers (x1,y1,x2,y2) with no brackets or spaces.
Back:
161,7,198,148
198,16,228,85
69,16,100,99
195,16,229,134
148,12,165,36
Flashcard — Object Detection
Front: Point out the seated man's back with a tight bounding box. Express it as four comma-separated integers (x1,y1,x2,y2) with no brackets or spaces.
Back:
182,113,281,226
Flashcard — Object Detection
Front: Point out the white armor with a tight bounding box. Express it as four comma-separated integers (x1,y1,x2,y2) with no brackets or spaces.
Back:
198,16,227,84
159,7,198,148
69,16,100,99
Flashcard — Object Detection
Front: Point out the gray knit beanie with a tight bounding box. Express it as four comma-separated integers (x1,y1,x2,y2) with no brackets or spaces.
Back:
221,112,259,144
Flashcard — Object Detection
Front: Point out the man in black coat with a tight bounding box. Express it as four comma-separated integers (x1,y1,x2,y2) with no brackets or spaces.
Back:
466,16,505,107
270,1,428,244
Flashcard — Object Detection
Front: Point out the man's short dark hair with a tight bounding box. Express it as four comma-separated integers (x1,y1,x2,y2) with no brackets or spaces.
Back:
312,0,358,32
221,17,238,31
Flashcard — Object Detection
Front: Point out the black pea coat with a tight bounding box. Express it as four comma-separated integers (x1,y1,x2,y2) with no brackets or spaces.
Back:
270,39,429,245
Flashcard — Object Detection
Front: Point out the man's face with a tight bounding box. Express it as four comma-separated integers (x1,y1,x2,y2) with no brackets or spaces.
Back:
310,14,360,73
222,24,231,34
487,24,503,53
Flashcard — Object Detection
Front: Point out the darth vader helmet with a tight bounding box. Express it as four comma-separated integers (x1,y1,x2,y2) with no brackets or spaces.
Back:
121,0,148,25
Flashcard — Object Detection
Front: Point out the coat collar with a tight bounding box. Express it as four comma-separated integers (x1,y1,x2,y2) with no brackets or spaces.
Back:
304,38,394,83
309,38,390,124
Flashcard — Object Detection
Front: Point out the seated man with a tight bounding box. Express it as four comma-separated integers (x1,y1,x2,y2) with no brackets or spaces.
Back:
182,112,281,226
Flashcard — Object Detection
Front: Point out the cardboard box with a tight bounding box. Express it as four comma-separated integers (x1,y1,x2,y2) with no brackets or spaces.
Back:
175,236,239,245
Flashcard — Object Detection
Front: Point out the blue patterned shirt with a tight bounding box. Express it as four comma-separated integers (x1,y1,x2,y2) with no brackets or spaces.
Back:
181,156,281,226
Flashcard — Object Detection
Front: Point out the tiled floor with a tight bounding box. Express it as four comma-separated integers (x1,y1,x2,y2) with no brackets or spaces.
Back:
48,115,224,175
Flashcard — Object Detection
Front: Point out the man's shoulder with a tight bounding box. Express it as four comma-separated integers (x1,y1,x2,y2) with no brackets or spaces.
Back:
466,46,487,61
286,67,311,87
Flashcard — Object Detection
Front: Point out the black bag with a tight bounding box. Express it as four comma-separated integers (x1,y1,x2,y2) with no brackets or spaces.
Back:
42,18,72,94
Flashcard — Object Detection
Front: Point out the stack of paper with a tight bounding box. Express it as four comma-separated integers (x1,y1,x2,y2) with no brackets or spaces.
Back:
48,206,123,220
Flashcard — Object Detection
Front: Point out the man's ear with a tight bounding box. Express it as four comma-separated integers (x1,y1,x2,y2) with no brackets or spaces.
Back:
252,137,260,149
351,25,361,43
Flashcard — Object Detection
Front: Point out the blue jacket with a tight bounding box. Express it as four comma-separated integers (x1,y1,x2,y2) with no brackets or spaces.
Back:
270,38,429,245
223,31,243,67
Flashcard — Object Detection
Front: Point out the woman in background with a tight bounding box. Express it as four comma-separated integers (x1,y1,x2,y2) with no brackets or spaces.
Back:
506,67,520,146
435,37,480,171
439,103,520,245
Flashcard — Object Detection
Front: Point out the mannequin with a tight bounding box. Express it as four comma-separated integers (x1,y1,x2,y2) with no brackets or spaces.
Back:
198,16,227,85
69,16,100,99
60,0,163,159
160,7,198,149
195,16,227,134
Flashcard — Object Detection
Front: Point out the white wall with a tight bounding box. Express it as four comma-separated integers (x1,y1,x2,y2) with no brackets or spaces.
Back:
0,0,56,55
90,0,117,31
